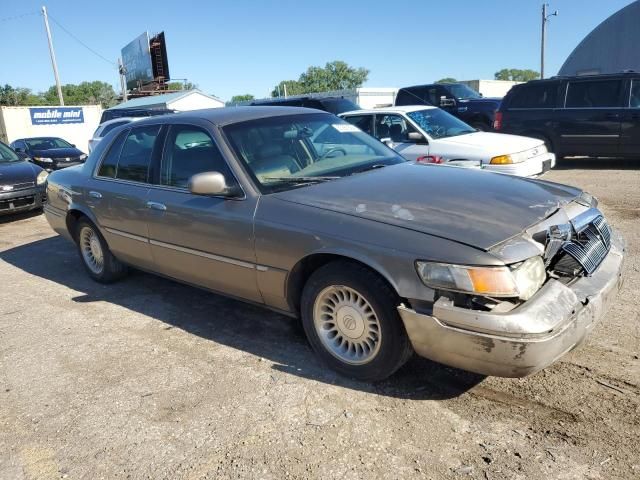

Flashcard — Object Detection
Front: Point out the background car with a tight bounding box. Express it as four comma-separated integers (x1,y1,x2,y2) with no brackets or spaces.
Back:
10,137,88,171
395,83,501,131
89,117,143,153
248,96,361,114
340,106,555,177
99,107,175,124
0,140,47,216
495,72,640,159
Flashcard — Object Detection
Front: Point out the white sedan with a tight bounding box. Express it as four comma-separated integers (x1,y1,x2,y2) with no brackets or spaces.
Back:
339,106,555,177
88,117,142,153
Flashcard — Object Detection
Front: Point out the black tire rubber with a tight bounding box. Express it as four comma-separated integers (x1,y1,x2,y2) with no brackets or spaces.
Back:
470,120,491,131
300,261,413,381
75,218,128,283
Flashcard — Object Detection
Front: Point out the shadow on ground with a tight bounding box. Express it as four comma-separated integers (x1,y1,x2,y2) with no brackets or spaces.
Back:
0,209,43,225
0,235,485,400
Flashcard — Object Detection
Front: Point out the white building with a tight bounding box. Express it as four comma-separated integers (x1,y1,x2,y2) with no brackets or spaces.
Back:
109,89,224,112
458,80,521,98
0,105,102,152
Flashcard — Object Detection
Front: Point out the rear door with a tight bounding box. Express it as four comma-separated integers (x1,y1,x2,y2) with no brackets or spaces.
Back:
557,78,624,157
144,122,261,302
621,78,640,157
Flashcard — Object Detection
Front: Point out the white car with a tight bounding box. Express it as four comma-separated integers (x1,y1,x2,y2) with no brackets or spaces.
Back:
339,106,556,177
88,117,142,153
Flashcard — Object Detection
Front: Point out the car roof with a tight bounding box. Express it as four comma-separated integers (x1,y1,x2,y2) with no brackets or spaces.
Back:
132,106,331,127
15,136,65,141
340,105,437,115
99,117,141,126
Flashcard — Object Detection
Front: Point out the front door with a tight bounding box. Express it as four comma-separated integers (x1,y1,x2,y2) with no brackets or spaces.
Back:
373,113,428,161
557,78,624,157
145,123,261,303
621,78,640,158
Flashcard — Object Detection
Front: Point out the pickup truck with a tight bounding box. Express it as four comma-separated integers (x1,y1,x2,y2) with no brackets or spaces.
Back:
395,83,501,131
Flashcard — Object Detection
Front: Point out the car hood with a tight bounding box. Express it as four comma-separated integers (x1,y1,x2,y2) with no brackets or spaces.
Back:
0,160,39,184
271,163,581,250
435,131,543,154
32,147,84,158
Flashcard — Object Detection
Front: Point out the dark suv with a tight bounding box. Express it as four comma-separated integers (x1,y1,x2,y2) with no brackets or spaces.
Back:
395,83,501,131
495,73,640,159
249,96,360,115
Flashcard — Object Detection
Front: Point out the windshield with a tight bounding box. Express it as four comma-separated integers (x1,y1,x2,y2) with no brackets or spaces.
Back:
447,83,482,100
25,137,73,150
407,109,476,139
223,113,404,193
0,142,21,163
319,98,361,115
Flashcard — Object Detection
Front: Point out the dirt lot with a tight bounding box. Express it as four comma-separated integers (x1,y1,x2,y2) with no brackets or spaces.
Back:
1,161,638,480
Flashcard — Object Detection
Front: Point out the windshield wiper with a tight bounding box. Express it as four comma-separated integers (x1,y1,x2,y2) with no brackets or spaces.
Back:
354,164,387,174
263,176,340,184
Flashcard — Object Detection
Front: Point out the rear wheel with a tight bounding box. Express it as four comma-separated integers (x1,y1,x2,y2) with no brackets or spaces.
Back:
301,261,412,381
470,120,491,131
76,219,127,283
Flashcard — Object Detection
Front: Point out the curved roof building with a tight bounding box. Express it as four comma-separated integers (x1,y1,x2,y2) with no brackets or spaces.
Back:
558,0,640,76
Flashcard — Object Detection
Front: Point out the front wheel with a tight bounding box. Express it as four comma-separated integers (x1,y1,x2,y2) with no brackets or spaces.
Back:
300,261,413,381
470,120,491,132
76,219,127,283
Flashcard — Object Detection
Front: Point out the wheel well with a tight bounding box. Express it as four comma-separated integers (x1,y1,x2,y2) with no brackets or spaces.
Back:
66,210,88,241
286,253,399,314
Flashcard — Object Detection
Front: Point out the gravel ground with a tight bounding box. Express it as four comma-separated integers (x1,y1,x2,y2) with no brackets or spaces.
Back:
0,161,638,480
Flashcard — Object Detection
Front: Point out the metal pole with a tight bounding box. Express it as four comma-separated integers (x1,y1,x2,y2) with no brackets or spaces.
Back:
118,58,128,102
541,3,546,79
283,82,288,98
42,6,64,105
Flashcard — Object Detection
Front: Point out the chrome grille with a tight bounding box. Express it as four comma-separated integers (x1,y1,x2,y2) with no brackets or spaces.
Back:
1,181,35,191
559,216,611,276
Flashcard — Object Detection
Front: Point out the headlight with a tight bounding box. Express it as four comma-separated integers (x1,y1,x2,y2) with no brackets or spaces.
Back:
79,154,88,161
36,170,49,185
34,156,53,163
416,256,545,300
490,154,512,165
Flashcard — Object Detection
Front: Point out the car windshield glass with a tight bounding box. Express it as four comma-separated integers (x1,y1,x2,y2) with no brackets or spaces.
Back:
223,113,404,193
406,109,476,139
0,142,20,162
447,84,482,100
25,137,73,149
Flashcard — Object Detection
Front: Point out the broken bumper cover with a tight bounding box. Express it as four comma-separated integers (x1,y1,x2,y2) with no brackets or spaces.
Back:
398,228,625,377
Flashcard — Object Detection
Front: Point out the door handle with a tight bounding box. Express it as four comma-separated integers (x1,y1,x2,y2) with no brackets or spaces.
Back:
146,201,167,211
605,113,619,119
88,191,102,199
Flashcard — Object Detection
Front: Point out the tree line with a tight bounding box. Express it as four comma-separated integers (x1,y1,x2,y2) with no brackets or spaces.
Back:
435,68,540,84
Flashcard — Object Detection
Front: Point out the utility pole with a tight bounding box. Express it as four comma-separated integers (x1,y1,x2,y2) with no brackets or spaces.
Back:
42,6,64,105
283,82,288,98
541,3,558,79
118,58,128,102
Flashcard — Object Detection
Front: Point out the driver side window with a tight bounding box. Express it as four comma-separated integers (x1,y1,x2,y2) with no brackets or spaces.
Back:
374,115,416,142
161,125,235,189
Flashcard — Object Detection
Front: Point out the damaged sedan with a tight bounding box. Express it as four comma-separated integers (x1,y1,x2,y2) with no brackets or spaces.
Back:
43,107,625,381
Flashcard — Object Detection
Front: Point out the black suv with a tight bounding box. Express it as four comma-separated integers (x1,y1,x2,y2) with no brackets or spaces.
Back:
395,83,501,131
495,73,640,159
249,96,360,115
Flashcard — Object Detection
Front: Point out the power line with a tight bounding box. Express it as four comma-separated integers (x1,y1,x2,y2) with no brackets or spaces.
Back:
0,11,38,22
47,13,118,68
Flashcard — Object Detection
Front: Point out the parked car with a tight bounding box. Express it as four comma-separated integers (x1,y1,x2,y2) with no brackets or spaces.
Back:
0,140,47,216
10,137,87,172
89,117,143,153
99,107,175,124
248,96,361,115
340,106,555,177
43,107,624,381
395,83,501,131
495,72,640,159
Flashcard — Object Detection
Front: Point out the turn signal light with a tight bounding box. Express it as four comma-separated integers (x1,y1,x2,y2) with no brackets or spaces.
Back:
416,155,443,164
493,112,503,130
490,155,513,165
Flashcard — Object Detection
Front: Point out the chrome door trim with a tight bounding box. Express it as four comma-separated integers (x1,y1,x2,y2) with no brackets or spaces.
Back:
149,238,256,270
560,134,620,138
104,227,149,243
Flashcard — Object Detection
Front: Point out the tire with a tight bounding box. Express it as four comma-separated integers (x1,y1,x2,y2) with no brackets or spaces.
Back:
75,218,127,283
300,261,413,381
470,120,491,132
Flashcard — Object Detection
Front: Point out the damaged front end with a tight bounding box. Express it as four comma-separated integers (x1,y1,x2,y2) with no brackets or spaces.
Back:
398,197,626,377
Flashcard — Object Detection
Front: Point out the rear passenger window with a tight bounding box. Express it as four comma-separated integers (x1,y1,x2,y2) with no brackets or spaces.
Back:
508,83,557,109
116,125,161,182
630,80,640,108
343,115,374,135
565,80,623,108
161,125,234,189
97,130,127,178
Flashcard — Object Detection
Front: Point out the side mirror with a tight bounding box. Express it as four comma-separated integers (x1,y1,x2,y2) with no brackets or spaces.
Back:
71,144,76,147
380,137,394,147
14,147,25,153
439,97,456,108
188,171,241,197
407,132,426,143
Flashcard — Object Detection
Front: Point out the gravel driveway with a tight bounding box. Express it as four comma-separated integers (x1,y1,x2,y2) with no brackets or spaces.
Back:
1,161,638,479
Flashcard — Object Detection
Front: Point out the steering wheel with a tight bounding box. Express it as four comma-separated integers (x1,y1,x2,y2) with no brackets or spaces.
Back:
319,147,347,159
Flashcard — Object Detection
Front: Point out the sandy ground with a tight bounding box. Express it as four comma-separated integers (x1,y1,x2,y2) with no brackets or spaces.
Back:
0,161,638,480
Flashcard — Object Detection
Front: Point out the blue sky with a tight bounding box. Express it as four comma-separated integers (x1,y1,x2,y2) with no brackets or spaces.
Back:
0,0,634,101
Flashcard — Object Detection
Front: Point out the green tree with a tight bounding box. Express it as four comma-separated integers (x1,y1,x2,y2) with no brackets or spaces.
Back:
43,81,117,108
271,61,369,97
494,69,540,82
227,94,255,105
0,84,44,106
166,81,197,91
435,77,457,84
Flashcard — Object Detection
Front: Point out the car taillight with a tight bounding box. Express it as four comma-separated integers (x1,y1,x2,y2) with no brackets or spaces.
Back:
493,111,503,130
416,155,443,164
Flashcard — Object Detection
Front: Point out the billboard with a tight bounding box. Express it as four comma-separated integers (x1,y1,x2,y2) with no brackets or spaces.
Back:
121,32,154,90
29,107,84,125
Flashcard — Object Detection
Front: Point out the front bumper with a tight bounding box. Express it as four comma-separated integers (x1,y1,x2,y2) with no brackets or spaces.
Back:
34,159,85,172
484,153,556,177
0,186,46,216
398,228,625,377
